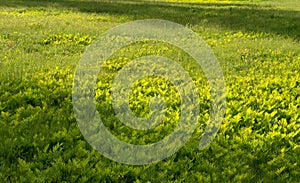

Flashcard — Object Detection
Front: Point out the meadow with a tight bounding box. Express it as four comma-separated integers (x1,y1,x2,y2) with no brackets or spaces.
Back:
0,0,299,182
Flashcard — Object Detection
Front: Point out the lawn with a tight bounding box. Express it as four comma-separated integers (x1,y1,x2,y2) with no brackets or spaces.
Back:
0,0,299,182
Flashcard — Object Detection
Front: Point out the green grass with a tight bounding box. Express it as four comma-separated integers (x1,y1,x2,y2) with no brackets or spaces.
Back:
0,0,299,182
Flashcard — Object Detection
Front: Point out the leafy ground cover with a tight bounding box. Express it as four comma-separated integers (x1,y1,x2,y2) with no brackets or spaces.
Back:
0,0,299,182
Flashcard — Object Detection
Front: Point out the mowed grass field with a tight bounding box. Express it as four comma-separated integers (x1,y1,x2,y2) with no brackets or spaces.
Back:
0,0,300,182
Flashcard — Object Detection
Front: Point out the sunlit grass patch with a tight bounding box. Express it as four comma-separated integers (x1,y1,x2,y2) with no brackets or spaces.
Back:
0,0,300,182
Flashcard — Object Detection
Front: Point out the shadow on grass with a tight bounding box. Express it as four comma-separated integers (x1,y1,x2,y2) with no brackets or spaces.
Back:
1,0,299,40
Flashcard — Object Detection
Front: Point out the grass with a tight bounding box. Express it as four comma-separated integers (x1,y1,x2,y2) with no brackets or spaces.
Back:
0,0,299,182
